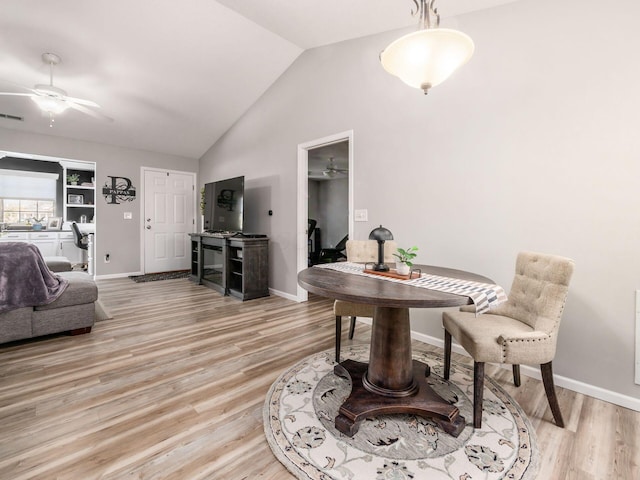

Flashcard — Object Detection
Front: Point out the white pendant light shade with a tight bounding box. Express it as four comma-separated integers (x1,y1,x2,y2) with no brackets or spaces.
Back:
381,28,474,94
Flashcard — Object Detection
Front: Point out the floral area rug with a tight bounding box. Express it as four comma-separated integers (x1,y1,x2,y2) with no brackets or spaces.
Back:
264,344,539,480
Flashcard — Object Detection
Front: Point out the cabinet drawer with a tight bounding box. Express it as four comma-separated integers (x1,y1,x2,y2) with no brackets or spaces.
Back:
28,232,58,240
58,232,75,240
0,232,28,240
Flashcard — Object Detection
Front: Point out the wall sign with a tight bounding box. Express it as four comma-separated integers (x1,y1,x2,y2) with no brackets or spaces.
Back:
102,176,136,204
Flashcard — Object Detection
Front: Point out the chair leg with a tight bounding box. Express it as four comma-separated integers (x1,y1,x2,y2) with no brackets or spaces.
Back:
335,316,342,363
473,361,485,429
513,364,521,387
348,316,356,339
444,330,452,380
541,361,565,428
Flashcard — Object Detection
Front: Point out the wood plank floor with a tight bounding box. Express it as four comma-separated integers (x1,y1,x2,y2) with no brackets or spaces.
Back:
0,278,638,479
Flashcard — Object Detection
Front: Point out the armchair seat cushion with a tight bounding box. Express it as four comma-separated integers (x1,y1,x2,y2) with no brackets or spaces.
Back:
334,300,374,318
443,310,534,363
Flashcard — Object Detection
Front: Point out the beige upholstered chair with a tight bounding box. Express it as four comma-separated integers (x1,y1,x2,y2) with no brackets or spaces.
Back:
333,239,397,362
442,251,574,429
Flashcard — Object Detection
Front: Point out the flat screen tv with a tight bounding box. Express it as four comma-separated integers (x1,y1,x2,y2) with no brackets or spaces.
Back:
204,176,244,233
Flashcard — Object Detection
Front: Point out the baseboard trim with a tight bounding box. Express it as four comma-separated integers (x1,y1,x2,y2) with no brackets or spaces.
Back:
95,271,143,280
355,318,640,412
269,288,298,302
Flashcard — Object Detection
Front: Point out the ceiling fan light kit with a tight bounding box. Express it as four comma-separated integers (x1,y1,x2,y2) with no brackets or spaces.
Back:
31,95,69,115
380,0,474,94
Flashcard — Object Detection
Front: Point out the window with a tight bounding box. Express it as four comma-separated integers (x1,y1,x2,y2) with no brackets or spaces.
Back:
1,199,55,223
0,169,58,224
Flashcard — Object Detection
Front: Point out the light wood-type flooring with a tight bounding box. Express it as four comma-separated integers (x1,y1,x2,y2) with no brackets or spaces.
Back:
0,278,638,479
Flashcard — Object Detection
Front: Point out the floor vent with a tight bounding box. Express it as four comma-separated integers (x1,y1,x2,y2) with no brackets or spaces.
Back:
0,113,24,121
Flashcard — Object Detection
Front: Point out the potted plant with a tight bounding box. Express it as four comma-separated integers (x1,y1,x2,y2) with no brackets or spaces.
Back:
393,246,418,275
200,187,206,232
67,173,80,185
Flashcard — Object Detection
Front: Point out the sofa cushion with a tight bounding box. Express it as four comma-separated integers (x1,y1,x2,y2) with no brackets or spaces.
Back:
0,242,69,314
44,256,73,272
34,272,97,311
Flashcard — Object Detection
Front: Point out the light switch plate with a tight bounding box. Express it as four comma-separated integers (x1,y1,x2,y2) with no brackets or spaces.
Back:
124,212,132,220
354,209,368,222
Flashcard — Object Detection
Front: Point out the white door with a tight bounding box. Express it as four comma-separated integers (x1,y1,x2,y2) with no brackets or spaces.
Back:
144,169,195,273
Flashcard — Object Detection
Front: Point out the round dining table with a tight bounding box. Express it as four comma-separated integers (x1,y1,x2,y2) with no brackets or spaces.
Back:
297,263,494,437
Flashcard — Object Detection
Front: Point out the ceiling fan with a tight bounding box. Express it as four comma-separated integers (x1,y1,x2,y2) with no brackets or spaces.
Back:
0,52,111,126
321,157,348,177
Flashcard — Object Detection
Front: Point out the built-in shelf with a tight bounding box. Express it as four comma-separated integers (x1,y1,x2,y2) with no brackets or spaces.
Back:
63,165,95,224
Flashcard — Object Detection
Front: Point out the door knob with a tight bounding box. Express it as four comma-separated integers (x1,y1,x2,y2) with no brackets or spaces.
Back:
146,225,151,229
146,218,151,222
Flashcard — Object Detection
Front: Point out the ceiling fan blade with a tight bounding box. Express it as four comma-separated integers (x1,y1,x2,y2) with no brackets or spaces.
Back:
64,96,100,108
67,101,113,122
0,92,35,97
0,79,38,94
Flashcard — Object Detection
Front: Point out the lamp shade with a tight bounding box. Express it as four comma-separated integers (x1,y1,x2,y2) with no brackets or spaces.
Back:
380,28,474,93
368,225,394,242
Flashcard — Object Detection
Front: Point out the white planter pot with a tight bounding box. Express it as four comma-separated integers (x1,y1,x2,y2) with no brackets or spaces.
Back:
396,262,410,275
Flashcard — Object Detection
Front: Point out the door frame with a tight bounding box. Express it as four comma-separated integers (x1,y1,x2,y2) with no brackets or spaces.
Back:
140,166,197,274
296,130,354,302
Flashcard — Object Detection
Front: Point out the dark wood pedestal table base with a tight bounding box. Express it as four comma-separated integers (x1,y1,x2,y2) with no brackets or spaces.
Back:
298,264,494,438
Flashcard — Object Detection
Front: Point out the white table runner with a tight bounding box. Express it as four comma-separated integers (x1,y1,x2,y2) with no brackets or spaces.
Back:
314,262,507,315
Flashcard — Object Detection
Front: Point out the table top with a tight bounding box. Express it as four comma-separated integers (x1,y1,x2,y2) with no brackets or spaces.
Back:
298,264,494,309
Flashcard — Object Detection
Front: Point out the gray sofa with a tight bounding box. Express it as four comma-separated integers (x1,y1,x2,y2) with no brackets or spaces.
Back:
0,265,98,345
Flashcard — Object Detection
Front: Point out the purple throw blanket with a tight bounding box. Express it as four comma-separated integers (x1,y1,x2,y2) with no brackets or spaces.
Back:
0,242,69,314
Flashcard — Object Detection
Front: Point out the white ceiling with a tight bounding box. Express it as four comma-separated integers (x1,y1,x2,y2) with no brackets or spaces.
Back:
0,0,519,159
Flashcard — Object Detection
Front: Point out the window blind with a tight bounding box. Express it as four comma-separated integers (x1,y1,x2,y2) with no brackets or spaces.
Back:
0,169,59,199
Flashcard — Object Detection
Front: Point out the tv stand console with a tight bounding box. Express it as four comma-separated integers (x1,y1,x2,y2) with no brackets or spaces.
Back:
189,233,269,300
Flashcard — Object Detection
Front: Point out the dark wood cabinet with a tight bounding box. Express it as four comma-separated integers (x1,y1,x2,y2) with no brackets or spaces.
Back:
189,234,269,300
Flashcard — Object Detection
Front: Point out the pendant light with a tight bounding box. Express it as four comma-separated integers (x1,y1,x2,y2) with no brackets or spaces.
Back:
380,0,474,94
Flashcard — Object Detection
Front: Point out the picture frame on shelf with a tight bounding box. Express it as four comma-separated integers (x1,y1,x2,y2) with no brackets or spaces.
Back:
47,217,62,230
68,194,84,205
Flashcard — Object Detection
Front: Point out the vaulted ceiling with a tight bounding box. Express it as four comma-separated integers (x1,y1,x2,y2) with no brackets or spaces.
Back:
0,0,519,159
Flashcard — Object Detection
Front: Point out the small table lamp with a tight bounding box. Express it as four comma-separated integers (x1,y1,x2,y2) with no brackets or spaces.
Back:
368,225,394,271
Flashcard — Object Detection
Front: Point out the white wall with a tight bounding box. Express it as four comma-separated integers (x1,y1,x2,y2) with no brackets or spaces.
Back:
199,0,640,400
0,127,198,275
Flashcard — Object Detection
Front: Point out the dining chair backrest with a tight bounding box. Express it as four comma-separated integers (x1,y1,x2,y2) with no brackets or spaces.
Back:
488,251,574,332
346,240,397,263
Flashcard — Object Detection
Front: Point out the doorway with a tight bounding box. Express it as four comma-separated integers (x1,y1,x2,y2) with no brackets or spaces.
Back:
297,131,354,302
307,141,349,265
142,168,196,274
